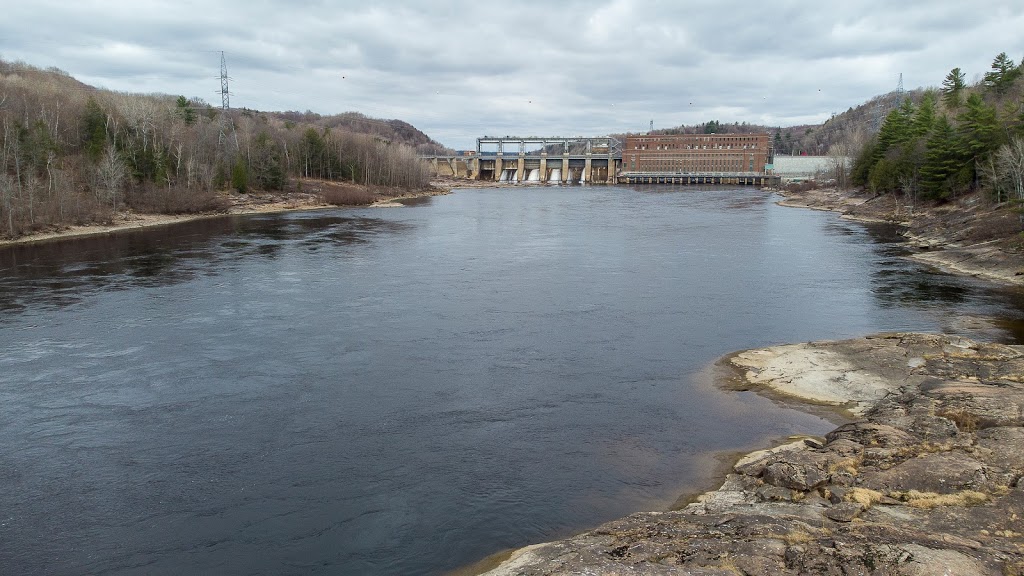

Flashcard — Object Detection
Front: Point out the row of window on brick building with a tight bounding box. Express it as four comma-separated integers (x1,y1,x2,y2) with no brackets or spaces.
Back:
633,143,760,151
629,155,757,172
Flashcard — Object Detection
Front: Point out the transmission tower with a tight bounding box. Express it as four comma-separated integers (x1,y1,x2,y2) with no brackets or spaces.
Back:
218,51,232,147
220,51,230,111
649,119,654,133
872,73,907,131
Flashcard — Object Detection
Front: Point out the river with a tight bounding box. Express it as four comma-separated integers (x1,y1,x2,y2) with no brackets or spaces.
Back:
1,186,1022,575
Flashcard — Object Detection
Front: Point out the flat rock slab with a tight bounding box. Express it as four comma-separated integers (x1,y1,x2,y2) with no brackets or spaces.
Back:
730,345,893,413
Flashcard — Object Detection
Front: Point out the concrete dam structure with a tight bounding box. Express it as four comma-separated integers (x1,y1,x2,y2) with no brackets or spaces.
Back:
476,136,621,184
422,136,621,184
422,133,782,186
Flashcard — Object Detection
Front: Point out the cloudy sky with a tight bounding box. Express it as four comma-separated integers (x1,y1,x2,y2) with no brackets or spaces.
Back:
3,0,1024,149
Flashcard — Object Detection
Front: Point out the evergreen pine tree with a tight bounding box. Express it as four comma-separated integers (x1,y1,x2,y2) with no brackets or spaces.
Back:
81,97,108,162
873,100,914,163
941,67,966,109
957,93,1001,164
175,96,197,125
983,52,1021,96
919,116,963,199
911,92,937,137
850,137,878,187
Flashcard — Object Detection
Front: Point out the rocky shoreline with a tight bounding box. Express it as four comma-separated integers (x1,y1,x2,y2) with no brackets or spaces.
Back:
774,186,1024,286
480,333,1024,575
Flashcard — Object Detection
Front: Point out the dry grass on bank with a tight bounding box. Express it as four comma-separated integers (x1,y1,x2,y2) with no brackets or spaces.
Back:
298,179,380,206
892,489,990,509
128,186,232,215
320,187,379,206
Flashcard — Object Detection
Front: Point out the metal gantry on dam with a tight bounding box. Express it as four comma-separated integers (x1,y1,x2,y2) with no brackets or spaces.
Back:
421,136,620,184
421,134,782,186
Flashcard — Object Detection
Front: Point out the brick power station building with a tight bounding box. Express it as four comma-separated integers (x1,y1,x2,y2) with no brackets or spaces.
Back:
620,133,775,185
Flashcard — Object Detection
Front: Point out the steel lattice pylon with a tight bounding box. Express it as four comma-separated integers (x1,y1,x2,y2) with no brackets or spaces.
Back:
218,52,231,148
220,51,230,111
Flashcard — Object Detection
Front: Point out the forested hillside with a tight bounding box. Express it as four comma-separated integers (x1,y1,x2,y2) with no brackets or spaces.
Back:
635,89,926,157
270,110,449,155
850,53,1024,204
0,59,438,239
630,52,1024,208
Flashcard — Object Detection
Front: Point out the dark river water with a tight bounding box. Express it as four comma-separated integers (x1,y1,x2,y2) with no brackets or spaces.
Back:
2,186,1023,575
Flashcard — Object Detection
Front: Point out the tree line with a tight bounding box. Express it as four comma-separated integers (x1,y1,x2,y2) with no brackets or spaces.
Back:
0,59,433,239
849,52,1024,206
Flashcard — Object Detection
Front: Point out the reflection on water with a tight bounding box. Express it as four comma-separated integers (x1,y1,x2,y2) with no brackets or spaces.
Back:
872,273,970,305
1,187,1023,576
858,224,1018,317
0,213,409,315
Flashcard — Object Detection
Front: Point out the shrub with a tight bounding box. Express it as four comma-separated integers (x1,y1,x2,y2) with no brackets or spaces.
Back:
126,185,230,215
319,185,378,206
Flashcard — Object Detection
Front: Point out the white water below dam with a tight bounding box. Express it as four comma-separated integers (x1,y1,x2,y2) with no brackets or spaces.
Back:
494,166,589,183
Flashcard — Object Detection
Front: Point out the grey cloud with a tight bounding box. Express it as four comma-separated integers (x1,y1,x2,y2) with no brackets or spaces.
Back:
2,0,1023,149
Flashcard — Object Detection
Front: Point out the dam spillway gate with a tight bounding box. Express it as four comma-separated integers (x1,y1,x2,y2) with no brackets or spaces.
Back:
471,136,621,184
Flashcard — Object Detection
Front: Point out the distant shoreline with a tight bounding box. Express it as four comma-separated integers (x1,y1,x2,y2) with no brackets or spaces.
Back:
0,182,451,248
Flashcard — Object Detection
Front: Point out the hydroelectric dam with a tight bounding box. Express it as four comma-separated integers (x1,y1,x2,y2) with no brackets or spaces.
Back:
423,136,621,184
421,134,782,186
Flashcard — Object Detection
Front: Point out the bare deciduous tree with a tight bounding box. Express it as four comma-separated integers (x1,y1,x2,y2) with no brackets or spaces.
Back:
0,59,434,238
998,137,1024,223
96,144,126,212
0,173,15,237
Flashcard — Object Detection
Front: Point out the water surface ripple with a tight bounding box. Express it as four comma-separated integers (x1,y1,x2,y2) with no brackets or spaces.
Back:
1,186,1022,575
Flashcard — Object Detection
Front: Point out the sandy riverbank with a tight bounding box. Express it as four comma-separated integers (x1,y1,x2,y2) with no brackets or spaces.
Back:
0,180,451,248
478,333,1024,575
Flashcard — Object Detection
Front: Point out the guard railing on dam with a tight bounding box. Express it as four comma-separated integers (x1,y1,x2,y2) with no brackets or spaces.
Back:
617,172,780,186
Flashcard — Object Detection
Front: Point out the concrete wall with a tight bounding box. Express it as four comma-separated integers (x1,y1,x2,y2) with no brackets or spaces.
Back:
772,155,844,180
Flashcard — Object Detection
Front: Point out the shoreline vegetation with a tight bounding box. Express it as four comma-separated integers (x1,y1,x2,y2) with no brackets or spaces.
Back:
0,175,587,248
0,178,451,247
0,176,603,247
0,59,445,242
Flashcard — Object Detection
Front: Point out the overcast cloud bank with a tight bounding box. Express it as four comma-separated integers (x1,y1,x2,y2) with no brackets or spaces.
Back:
3,0,1023,149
